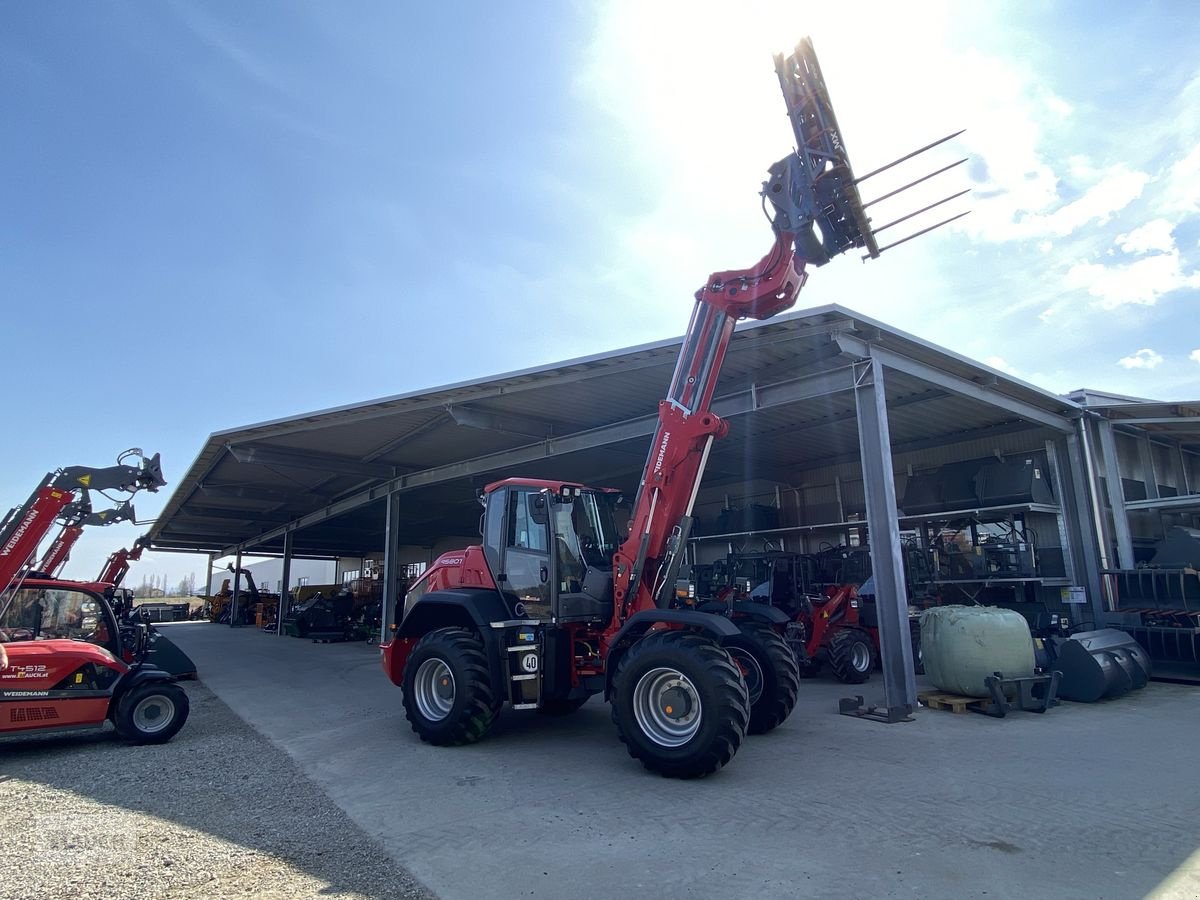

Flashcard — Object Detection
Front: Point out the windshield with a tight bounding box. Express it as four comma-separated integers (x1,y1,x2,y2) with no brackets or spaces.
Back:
0,586,113,646
551,490,622,573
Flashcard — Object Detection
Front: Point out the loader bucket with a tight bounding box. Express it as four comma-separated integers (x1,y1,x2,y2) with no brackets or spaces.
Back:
1053,629,1152,702
146,630,199,680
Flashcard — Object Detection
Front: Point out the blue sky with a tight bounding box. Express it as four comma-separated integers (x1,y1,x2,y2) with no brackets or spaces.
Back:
2,1,1198,586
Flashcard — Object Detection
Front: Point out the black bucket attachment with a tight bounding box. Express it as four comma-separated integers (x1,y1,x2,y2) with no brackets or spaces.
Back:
146,630,198,680
1052,629,1152,702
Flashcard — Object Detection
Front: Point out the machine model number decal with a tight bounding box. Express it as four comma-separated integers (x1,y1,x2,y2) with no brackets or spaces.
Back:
2,665,50,679
442,556,464,566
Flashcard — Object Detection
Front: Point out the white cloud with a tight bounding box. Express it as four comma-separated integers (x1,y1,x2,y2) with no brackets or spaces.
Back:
1064,249,1200,309
985,355,1019,375
1191,349,1200,364
1117,349,1164,369
1165,143,1200,215
1117,219,1176,255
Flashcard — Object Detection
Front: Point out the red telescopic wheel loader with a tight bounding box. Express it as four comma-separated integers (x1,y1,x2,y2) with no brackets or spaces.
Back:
0,449,191,744
380,39,964,777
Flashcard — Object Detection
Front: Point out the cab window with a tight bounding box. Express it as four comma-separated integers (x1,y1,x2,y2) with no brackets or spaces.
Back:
0,587,112,646
508,491,549,552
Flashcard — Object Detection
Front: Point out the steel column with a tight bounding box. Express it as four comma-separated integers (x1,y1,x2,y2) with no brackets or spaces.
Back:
853,355,916,720
1052,435,1106,622
382,492,405,643
1096,419,1135,569
204,553,215,599
229,549,243,628
1137,435,1160,500
277,530,293,636
1065,429,1108,619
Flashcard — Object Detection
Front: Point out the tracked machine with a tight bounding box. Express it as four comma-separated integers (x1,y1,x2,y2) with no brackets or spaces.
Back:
381,39,965,776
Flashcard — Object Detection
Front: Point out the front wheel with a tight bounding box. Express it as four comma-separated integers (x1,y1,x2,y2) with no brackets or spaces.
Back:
611,631,749,778
828,627,875,684
402,627,501,746
723,622,800,734
114,682,190,745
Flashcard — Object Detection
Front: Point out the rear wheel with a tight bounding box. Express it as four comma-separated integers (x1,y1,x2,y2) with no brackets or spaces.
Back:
723,622,800,734
115,682,190,745
611,631,749,778
828,627,875,684
402,628,500,746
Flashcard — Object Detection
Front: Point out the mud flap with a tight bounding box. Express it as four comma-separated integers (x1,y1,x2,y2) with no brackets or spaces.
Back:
1053,629,1152,702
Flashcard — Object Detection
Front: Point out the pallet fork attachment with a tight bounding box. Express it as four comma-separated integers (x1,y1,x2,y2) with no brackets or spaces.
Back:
767,38,968,264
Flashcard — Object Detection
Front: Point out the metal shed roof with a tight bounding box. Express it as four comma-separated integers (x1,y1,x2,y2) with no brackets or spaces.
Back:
147,304,1080,558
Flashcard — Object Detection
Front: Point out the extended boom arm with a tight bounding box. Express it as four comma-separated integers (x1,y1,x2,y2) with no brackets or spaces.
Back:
609,37,964,630
1,450,165,593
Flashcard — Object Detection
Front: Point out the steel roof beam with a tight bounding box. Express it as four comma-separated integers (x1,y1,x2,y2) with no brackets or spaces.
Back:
835,334,1074,433
177,506,295,523
1112,417,1200,427
226,443,398,480
219,363,864,555
197,482,333,503
447,405,562,439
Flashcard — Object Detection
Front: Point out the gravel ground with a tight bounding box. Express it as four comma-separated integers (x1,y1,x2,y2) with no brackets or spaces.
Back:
0,681,434,900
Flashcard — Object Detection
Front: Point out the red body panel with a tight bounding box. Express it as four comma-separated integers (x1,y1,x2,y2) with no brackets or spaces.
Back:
97,539,146,587
1,486,77,589
3,697,112,732
2,638,126,677
380,546,497,685
424,546,496,593
37,525,83,577
0,640,127,735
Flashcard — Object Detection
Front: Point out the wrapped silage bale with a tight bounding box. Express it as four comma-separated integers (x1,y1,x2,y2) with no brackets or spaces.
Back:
919,605,1035,697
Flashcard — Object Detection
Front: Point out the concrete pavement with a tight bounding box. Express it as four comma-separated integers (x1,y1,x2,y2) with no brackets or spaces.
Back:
162,621,1200,900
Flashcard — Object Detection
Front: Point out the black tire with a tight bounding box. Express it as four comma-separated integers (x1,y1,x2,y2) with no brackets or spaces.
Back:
537,697,590,717
910,621,924,675
723,622,800,734
610,631,749,779
402,627,501,746
114,682,190,745
828,627,875,684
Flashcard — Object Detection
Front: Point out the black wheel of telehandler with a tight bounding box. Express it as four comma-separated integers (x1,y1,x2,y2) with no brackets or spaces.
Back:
114,681,190,745
537,697,590,717
828,627,875,684
610,631,749,779
402,627,501,746
723,622,800,734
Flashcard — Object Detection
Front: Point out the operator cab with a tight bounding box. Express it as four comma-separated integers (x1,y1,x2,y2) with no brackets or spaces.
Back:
481,478,624,623
0,582,123,658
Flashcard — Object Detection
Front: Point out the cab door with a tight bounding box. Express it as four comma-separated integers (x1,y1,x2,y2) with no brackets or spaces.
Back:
486,487,552,619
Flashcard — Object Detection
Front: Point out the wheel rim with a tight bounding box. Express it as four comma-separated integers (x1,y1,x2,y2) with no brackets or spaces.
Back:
414,658,456,721
132,694,176,734
632,666,702,748
726,648,764,706
850,642,871,672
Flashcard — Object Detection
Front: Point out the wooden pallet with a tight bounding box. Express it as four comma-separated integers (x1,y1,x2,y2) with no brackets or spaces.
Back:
918,690,989,714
